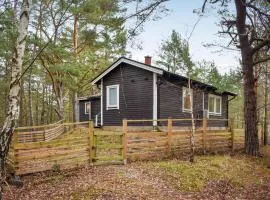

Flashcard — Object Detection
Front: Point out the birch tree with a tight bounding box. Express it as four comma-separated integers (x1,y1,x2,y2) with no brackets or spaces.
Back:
0,0,30,198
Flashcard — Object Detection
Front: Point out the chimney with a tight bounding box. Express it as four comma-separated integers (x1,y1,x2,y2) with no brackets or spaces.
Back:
144,56,152,65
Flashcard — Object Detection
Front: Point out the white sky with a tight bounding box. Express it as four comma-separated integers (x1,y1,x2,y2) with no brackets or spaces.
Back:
127,0,240,74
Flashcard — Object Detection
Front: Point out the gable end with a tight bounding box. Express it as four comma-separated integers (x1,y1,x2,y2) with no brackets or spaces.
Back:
91,57,163,85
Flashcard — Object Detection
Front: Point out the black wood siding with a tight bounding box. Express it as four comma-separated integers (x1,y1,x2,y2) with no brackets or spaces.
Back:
79,98,101,122
158,79,203,127
158,79,228,127
97,62,229,127
102,63,153,126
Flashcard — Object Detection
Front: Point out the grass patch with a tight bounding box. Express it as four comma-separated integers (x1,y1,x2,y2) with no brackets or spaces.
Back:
69,187,104,200
261,145,270,167
149,155,269,192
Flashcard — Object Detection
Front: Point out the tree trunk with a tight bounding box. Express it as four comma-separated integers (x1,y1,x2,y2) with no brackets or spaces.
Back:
56,82,65,121
264,67,269,145
243,58,259,155
28,68,34,126
73,92,79,122
234,0,259,156
0,0,30,197
40,83,45,125
188,78,195,162
72,14,79,122
35,82,40,125
19,79,25,127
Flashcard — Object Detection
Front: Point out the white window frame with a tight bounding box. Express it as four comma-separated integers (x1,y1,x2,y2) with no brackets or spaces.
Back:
85,102,91,115
182,87,193,112
106,84,119,110
208,94,222,116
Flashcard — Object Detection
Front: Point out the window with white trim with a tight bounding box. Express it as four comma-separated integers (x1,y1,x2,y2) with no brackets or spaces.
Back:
85,102,91,114
182,87,192,112
106,84,119,110
208,94,222,115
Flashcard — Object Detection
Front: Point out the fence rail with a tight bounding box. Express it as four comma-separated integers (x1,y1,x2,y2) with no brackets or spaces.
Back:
7,118,264,176
15,120,65,143
7,121,125,175
123,118,263,161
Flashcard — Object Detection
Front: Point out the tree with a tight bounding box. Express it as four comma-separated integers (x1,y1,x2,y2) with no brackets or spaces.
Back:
0,0,30,198
157,30,195,75
202,0,270,156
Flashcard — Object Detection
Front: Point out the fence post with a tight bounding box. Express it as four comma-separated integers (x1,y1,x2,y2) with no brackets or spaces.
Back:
202,118,207,154
230,118,235,152
123,119,128,165
167,118,172,154
88,121,94,165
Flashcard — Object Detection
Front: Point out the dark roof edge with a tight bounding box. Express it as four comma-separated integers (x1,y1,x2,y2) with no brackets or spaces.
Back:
90,57,237,96
78,95,101,101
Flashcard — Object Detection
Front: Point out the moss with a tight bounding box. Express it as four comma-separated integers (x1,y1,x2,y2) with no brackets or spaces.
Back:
149,155,269,192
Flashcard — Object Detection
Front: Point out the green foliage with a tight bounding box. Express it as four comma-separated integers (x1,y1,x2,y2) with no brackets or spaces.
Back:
150,155,268,192
156,30,195,75
52,163,61,173
195,60,243,120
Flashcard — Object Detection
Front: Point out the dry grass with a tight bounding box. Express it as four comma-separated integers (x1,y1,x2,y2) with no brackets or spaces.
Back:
4,154,270,200
261,145,270,167
147,154,270,192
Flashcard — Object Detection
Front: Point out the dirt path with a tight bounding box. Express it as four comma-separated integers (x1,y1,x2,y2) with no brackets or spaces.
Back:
4,164,188,200
3,159,270,200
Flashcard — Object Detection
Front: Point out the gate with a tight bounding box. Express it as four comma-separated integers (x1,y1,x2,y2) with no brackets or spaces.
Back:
92,131,126,164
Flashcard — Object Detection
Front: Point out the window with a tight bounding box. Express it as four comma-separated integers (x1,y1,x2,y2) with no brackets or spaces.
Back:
85,102,91,114
106,84,119,110
182,87,192,112
208,94,222,115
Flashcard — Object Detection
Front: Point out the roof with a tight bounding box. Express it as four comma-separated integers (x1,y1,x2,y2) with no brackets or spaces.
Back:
78,95,101,101
91,57,237,96
91,57,163,84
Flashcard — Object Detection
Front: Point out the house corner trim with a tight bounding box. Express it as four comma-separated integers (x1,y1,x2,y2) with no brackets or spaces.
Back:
153,73,158,126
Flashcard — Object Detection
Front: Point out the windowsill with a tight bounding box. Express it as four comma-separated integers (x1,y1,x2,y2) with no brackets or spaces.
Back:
183,109,192,113
106,107,119,110
209,112,222,116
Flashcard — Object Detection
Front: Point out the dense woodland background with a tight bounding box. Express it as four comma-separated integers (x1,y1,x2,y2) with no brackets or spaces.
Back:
0,0,268,137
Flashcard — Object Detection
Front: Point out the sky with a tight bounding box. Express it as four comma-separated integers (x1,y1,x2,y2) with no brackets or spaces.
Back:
127,0,240,74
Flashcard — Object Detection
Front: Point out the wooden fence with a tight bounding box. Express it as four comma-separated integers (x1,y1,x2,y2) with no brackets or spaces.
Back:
15,120,65,143
123,118,263,161
7,118,265,176
8,121,125,175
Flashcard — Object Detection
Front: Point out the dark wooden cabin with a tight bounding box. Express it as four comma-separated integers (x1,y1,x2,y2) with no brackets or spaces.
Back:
79,57,236,128
78,95,101,126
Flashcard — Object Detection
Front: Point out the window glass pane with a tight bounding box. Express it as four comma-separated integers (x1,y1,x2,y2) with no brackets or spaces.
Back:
216,98,221,113
183,88,191,110
85,103,91,114
109,87,117,106
209,96,215,113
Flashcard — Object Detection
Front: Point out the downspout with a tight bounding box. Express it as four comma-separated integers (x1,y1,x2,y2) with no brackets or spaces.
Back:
153,73,158,128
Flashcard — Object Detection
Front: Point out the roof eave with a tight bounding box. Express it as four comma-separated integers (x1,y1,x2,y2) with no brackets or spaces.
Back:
91,57,163,85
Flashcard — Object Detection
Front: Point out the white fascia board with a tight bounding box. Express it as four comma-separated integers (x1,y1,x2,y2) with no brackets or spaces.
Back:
91,58,163,85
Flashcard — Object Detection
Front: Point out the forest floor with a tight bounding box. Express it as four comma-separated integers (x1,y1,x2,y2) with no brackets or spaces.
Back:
3,152,270,200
